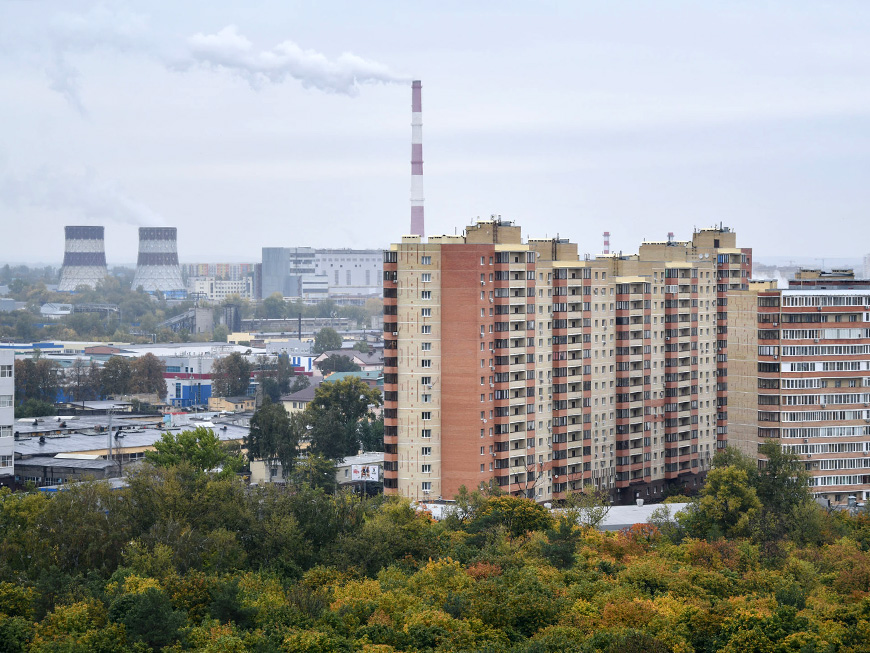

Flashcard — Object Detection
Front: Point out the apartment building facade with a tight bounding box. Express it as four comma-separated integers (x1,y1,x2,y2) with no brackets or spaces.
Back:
383,219,751,504
754,282,870,504
0,350,13,483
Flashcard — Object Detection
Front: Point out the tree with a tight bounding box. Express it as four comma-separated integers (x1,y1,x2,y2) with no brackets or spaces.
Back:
696,465,761,538
315,354,360,375
14,399,56,418
101,356,132,396
247,398,301,477
144,426,243,475
474,495,554,543
307,377,382,427
14,358,59,404
130,352,166,395
352,341,370,354
276,352,296,393
289,454,339,493
64,358,90,402
262,292,286,319
211,352,253,397
313,327,342,355
305,378,382,462
212,324,229,342
108,588,185,649
562,487,611,529
358,415,384,452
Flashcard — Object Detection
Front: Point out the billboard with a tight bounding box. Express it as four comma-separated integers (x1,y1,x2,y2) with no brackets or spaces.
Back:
351,464,380,482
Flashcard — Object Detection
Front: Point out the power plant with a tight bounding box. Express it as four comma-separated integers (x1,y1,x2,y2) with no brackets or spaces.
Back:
58,226,108,291
410,80,425,237
131,227,186,298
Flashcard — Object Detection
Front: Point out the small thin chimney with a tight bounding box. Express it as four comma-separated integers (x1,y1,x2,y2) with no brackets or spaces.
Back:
410,80,424,237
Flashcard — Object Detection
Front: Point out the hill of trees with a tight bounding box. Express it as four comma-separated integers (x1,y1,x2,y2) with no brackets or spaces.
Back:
2,440,870,651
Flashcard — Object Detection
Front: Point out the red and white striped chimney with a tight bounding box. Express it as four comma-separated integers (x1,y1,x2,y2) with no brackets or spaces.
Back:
410,80,424,237
603,231,610,255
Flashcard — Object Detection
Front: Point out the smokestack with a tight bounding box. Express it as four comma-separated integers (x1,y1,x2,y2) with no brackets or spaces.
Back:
58,226,108,292
667,232,675,245
410,80,424,237
132,227,186,298
603,231,610,255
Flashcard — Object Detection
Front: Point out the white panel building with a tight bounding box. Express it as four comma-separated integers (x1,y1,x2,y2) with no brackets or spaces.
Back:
0,350,14,482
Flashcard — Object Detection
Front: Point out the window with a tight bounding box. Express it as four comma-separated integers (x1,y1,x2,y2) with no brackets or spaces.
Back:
0,366,11,378
0,395,11,408
421,256,432,265
421,429,432,438
422,481,432,492
421,273,431,282
421,342,432,351
421,447,432,456
0,426,10,438
421,308,431,317
421,376,432,385
421,291,431,300
421,412,432,420
421,325,431,334
421,464,431,473
422,394,431,403
421,359,431,368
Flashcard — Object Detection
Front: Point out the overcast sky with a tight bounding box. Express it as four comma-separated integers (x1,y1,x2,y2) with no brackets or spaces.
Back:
2,1,870,266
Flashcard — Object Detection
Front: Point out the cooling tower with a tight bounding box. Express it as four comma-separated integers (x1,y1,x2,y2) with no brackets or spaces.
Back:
131,227,186,297
58,226,108,291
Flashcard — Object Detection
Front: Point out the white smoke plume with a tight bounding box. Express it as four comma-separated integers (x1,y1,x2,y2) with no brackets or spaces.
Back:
46,6,151,114
41,8,405,109
0,166,162,227
182,25,408,95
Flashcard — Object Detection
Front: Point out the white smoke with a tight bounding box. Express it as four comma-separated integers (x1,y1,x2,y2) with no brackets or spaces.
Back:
180,25,407,95
46,6,151,114
0,166,161,227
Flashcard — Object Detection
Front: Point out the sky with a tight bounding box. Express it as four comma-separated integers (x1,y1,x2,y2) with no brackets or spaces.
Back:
2,1,870,266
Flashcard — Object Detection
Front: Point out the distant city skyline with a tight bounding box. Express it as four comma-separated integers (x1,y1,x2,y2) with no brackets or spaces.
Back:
2,1,870,262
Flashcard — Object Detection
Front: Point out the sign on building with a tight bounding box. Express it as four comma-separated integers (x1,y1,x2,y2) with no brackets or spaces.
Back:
351,464,380,482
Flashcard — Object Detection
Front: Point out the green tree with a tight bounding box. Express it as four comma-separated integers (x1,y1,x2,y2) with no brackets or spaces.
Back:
211,352,253,397
247,398,300,476
100,356,132,396
358,415,384,452
313,327,342,354
474,495,554,542
108,587,185,649
352,340,370,354
262,292,287,319
755,439,814,541
696,465,761,538
315,354,360,375
276,352,296,392
306,377,382,461
212,324,229,342
144,426,243,475
130,352,166,395
289,454,339,493
14,399,56,419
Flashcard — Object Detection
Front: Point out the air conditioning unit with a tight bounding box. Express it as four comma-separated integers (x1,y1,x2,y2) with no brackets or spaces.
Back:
423,489,430,494
814,339,819,343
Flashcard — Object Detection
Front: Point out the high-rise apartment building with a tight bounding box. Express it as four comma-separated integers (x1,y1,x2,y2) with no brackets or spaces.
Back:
749,279,870,504
0,350,14,484
383,219,751,504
